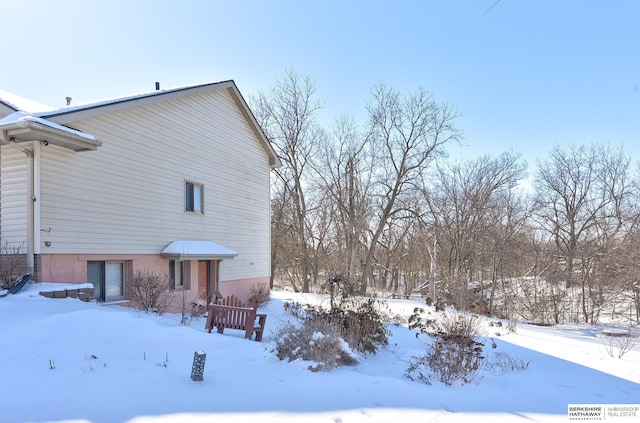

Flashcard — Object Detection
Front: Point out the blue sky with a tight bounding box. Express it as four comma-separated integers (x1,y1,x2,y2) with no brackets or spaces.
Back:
2,0,639,165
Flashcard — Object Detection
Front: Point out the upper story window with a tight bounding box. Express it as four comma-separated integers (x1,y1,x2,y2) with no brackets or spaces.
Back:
185,181,203,213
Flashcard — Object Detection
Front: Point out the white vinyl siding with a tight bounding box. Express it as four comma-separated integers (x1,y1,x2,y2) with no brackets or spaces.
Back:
0,146,29,248
36,89,271,282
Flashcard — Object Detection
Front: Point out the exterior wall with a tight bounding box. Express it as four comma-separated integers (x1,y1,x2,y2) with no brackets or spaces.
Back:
0,145,29,249
35,88,272,290
38,253,166,283
37,252,265,308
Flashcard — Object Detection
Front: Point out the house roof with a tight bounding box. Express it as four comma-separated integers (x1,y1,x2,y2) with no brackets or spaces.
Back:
0,89,54,114
0,81,281,167
37,80,281,168
161,240,238,261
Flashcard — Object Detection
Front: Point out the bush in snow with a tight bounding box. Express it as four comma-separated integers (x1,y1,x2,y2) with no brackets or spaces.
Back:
484,352,530,374
599,331,638,358
272,318,357,371
127,270,170,314
320,275,391,355
249,282,270,306
333,297,390,355
409,307,484,338
273,293,390,371
407,308,485,385
171,287,206,326
0,241,27,290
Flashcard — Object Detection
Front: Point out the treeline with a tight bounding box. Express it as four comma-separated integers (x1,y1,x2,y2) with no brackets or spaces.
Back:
251,69,640,325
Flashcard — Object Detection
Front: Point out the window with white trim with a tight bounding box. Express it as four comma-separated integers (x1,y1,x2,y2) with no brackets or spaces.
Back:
185,181,203,213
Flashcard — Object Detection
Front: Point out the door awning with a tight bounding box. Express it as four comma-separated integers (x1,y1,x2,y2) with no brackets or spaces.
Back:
161,240,238,260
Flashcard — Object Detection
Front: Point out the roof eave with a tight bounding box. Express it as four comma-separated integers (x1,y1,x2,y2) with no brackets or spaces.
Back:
0,120,102,151
0,100,18,116
225,85,281,168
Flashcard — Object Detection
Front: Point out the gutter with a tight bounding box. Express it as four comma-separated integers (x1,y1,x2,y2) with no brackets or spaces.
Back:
0,112,101,151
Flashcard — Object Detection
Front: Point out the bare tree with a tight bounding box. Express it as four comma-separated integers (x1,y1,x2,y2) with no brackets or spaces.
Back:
481,190,533,316
424,152,526,310
533,143,633,323
253,69,324,292
360,84,461,293
312,116,374,281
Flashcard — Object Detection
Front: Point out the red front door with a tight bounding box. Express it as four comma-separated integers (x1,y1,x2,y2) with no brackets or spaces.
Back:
198,260,219,304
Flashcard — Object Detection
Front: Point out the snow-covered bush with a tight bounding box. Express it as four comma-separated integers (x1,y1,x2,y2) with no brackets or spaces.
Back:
272,318,357,371
409,308,484,338
272,294,390,371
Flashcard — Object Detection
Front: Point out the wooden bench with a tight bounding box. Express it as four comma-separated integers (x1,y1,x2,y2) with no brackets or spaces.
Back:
204,292,267,342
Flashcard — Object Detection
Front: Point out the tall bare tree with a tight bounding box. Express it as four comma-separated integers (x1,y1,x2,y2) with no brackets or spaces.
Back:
360,84,461,293
253,69,323,292
424,152,526,309
313,116,374,280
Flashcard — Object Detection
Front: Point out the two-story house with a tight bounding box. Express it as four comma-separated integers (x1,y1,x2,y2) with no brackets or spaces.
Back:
0,81,279,306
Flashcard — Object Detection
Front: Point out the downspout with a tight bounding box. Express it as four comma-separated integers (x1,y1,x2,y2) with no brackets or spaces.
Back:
0,131,36,275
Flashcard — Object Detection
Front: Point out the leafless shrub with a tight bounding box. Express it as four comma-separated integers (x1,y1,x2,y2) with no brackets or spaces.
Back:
272,318,358,371
335,297,390,355
283,300,308,319
599,332,638,358
128,270,170,314
407,335,485,385
440,311,484,338
0,242,26,289
274,294,389,371
407,309,485,385
249,282,270,306
322,274,356,311
282,298,390,356
410,308,484,339
172,288,206,326
485,352,530,374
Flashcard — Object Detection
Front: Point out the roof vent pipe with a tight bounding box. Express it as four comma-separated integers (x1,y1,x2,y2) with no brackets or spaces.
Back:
65,96,72,106
155,82,160,91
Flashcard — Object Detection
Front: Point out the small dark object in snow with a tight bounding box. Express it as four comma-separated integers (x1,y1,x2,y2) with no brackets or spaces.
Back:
191,351,206,381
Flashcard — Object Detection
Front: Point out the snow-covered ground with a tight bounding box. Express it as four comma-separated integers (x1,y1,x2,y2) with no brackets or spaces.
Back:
1,283,639,423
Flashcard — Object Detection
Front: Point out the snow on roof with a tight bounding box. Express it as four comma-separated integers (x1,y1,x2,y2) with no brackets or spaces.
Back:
0,90,54,113
0,112,97,141
0,81,232,119
37,81,232,118
161,240,238,259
